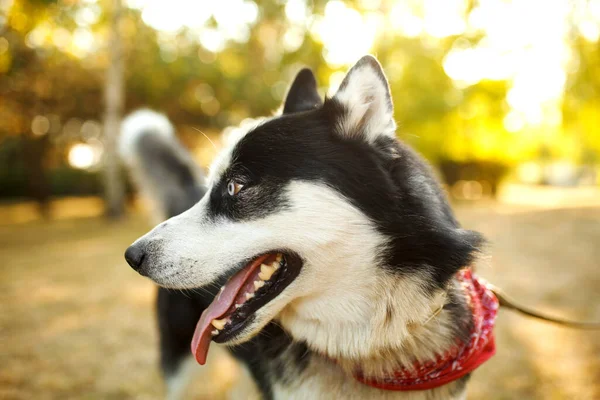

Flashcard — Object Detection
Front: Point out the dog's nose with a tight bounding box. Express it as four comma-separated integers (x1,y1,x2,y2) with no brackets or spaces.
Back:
124,243,145,271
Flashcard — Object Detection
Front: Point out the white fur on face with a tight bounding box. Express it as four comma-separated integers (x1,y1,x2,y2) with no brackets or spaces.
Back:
131,181,389,342
134,179,450,364
333,55,396,144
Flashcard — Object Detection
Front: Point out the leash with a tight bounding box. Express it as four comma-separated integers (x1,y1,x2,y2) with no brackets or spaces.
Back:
489,284,600,329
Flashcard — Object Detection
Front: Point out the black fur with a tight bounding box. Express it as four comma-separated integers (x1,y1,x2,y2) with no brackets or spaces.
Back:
229,324,311,400
283,68,323,114
205,99,482,287
157,287,208,377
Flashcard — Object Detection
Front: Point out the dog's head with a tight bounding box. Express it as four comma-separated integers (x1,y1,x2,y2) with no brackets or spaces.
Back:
125,56,483,363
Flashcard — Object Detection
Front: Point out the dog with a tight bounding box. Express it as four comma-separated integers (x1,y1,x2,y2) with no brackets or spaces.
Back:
122,55,498,399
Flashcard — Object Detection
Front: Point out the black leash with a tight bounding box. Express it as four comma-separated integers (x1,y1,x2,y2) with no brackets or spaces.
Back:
489,284,600,329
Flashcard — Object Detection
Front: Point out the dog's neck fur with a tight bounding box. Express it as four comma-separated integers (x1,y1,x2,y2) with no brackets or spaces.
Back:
278,272,472,380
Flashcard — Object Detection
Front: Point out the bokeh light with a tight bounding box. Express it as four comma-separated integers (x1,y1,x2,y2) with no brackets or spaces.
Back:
31,115,50,136
68,142,103,170
311,1,378,66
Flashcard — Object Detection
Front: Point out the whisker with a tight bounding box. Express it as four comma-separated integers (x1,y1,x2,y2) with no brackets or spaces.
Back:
193,127,218,151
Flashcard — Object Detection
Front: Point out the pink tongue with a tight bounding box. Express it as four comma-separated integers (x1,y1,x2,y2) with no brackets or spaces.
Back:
191,254,271,365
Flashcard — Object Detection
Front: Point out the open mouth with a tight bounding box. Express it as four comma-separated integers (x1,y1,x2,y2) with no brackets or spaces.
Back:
191,251,302,365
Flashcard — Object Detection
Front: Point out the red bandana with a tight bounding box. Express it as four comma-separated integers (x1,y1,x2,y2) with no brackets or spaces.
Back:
354,268,498,391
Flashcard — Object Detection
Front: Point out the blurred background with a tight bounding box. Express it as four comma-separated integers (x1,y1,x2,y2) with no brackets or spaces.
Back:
1,0,599,399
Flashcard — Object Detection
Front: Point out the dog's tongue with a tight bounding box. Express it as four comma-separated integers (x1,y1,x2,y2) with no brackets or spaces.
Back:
191,254,271,365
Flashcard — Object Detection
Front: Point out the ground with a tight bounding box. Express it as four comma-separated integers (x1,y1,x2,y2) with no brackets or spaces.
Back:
1,188,599,399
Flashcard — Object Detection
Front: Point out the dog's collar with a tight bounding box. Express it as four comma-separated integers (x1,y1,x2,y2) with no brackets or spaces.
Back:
353,268,499,391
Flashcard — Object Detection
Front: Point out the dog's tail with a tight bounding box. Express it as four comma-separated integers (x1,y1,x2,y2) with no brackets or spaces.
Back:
119,109,206,221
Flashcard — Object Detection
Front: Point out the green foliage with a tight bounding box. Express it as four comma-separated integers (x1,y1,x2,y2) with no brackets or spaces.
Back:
0,0,598,199
563,37,600,162
49,166,102,196
0,137,27,197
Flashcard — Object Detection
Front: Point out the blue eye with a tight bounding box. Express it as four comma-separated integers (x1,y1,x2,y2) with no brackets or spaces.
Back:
227,180,243,196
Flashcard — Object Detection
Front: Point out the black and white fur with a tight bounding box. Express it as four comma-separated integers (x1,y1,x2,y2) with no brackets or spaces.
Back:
123,56,484,399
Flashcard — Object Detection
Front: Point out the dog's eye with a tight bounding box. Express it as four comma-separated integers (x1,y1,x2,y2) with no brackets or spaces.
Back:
227,180,243,196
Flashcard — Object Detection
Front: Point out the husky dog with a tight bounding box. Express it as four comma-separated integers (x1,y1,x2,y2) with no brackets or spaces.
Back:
123,56,494,399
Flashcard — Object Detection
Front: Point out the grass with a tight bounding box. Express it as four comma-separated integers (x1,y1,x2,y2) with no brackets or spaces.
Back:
0,196,599,399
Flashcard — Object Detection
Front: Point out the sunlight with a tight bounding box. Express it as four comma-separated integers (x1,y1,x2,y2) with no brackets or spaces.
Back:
68,143,103,169
131,0,258,47
575,0,600,42
138,0,210,33
283,26,305,52
311,1,377,66
423,0,466,38
212,0,258,44
285,0,308,25
52,27,71,50
327,70,346,96
199,28,226,53
24,23,49,48
579,20,600,41
74,4,101,27
68,144,94,169
389,4,423,38
388,0,468,39
503,111,525,133
71,28,96,57
443,48,486,86
442,0,575,127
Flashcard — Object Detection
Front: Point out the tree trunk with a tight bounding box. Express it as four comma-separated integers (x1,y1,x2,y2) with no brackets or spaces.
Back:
102,0,125,218
22,134,51,218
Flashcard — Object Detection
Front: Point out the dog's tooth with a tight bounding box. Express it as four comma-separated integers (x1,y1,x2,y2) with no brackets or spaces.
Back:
235,303,242,309
211,318,227,330
254,280,265,290
276,253,283,263
259,264,276,280
245,292,254,300
260,263,273,272
211,329,219,336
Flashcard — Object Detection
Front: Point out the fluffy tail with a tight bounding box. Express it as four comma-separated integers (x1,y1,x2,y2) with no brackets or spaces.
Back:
119,109,206,221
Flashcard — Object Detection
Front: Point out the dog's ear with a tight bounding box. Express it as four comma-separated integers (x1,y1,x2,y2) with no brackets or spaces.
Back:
283,68,322,114
330,55,396,143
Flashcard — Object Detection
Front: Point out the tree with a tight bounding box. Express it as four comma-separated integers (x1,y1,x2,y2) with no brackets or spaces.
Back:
102,0,125,218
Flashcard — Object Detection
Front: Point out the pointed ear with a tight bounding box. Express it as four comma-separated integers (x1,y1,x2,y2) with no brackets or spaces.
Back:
283,68,323,114
331,55,396,142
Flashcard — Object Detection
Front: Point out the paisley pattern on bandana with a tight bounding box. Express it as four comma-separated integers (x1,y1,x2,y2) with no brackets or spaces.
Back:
355,268,499,391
